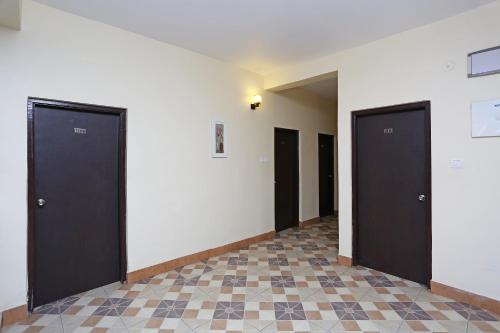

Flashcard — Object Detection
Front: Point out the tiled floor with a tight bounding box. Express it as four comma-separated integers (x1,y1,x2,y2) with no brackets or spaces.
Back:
3,217,498,332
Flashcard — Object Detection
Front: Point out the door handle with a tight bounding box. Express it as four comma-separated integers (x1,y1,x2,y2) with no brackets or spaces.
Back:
418,194,426,203
37,198,46,207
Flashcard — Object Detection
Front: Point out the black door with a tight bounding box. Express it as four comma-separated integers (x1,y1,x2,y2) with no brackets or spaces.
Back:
28,98,127,309
318,134,334,217
274,128,299,232
352,101,431,285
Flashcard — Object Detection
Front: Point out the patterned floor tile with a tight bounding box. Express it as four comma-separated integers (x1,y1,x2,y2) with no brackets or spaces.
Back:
365,275,396,287
33,296,80,315
269,257,290,266
274,302,307,320
388,302,434,320
332,302,370,320
221,275,247,287
212,301,245,320
445,303,499,321
92,298,133,316
243,319,275,332
271,276,296,288
468,320,500,333
309,319,340,332
152,300,188,318
317,275,345,288
399,319,468,332
4,217,499,333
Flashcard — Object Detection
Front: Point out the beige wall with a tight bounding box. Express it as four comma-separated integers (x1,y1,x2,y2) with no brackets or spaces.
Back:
0,1,336,312
265,1,500,300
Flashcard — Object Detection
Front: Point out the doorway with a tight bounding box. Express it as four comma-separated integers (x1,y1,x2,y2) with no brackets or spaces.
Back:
27,98,127,310
352,101,431,285
318,133,334,217
274,128,299,232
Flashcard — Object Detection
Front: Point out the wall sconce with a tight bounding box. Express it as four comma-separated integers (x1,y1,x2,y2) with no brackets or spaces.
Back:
250,95,262,110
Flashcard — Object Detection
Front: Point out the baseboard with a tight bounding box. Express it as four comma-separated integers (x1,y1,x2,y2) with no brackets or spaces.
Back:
1,304,27,328
337,255,352,267
431,281,500,315
299,217,320,228
127,230,276,283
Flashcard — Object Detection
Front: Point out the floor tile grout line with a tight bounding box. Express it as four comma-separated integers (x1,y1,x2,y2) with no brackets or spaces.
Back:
180,317,209,332
394,290,425,333
58,313,64,333
355,283,374,302
326,318,342,333
123,316,149,332
119,317,131,333
413,286,425,302
150,283,171,299
117,308,132,333
254,318,275,333
298,285,322,303
393,319,405,333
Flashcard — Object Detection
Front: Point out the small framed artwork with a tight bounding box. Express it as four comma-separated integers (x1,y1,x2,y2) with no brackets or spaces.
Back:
211,120,227,158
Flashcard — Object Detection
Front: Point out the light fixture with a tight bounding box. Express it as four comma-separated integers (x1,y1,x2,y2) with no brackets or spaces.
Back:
250,95,262,110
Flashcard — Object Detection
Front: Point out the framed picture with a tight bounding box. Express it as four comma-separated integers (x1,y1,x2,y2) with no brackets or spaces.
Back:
211,120,227,158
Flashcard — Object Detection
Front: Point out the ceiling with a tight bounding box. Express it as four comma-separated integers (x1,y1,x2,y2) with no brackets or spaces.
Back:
302,78,338,102
34,0,495,74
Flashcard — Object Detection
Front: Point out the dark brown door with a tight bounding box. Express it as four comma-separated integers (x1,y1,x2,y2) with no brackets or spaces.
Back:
28,98,127,309
274,128,299,232
352,101,431,285
318,134,334,217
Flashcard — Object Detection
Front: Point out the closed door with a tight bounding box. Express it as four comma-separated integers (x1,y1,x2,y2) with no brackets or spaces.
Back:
353,102,431,285
28,98,126,309
318,134,334,217
274,128,299,232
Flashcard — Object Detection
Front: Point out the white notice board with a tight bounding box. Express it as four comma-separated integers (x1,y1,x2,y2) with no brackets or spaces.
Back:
471,99,500,138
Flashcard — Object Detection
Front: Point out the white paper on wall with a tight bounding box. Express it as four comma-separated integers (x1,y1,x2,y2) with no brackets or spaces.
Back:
471,99,500,138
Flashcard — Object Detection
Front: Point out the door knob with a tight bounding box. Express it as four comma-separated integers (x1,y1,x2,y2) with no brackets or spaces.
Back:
37,198,46,207
418,194,426,202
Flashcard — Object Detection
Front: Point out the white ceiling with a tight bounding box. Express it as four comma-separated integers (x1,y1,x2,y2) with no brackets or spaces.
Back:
302,78,338,102
34,0,495,74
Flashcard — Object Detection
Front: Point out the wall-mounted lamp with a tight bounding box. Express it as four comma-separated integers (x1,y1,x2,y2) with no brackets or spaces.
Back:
250,95,262,110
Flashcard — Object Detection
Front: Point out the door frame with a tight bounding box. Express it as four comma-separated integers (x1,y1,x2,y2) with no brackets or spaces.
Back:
27,97,127,311
351,101,432,285
318,133,335,217
274,127,300,231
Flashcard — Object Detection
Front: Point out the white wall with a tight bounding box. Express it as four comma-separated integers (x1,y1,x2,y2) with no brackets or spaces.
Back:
265,1,500,300
0,1,336,312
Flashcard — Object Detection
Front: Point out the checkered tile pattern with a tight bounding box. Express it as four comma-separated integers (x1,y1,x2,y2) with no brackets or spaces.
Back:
3,216,498,332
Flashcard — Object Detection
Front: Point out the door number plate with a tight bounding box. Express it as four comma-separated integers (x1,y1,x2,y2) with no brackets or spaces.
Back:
383,128,394,134
74,128,87,134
